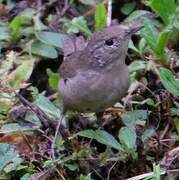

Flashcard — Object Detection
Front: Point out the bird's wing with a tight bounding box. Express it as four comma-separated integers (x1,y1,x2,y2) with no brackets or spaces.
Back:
63,35,86,57
59,52,82,79
59,36,88,79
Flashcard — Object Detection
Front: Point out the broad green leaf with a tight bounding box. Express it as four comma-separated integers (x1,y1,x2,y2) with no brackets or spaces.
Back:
66,16,92,36
78,129,122,150
140,19,158,54
10,9,34,30
95,3,107,32
0,143,22,172
64,164,78,171
47,68,59,90
0,93,14,115
0,27,10,41
24,111,42,126
173,8,179,29
121,2,136,15
35,94,60,118
153,163,161,179
79,0,103,5
171,108,179,116
10,9,35,39
79,0,96,5
121,110,148,127
131,98,155,106
7,58,34,88
159,68,179,96
31,41,58,59
0,123,34,134
138,38,147,54
156,31,169,56
142,128,155,142
79,174,92,180
35,31,65,48
148,0,176,24
128,40,140,53
118,127,136,150
33,14,48,31
125,10,152,21
20,173,32,180
129,60,146,73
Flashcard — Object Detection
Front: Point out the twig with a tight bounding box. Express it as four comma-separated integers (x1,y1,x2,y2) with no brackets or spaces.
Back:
55,167,66,180
159,122,170,140
51,106,65,160
31,165,56,180
61,0,69,17
127,170,166,180
106,0,112,26
92,168,104,180
15,93,57,129
127,146,179,180
107,161,117,180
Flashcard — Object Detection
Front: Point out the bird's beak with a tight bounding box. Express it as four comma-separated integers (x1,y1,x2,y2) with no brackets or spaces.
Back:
125,25,144,35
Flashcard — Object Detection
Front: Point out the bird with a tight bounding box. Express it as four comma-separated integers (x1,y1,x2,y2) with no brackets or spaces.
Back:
51,24,142,159
59,24,142,113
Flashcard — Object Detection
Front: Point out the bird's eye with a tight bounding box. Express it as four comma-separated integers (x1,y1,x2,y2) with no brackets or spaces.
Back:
105,39,114,46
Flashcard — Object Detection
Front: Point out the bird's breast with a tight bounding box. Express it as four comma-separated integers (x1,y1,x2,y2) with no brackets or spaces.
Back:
59,66,129,112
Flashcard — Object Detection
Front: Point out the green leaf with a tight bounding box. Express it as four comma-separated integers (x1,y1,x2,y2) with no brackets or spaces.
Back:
79,0,96,5
118,127,136,150
148,0,176,24
131,98,155,106
20,173,32,180
10,9,35,40
95,3,107,32
171,108,179,116
30,41,58,59
159,68,179,96
7,58,34,88
34,94,60,118
153,163,161,179
33,14,48,31
0,93,14,116
35,31,65,48
64,164,78,171
156,31,169,56
47,68,59,90
121,110,148,127
121,2,136,15
129,60,146,73
125,10,152,21
79,174,92,180
79,0,103,5
128,40,140,53
140,19,158,54
142,128,155,142
138,38,147,54
173,8,179,29
66,16,92,36
0,27,10,41
0,143,22,172
78,129,122,150
0,123,35,134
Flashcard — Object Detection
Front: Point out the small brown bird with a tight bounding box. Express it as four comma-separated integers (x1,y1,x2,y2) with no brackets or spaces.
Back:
59,24,142,113
51,24,142,159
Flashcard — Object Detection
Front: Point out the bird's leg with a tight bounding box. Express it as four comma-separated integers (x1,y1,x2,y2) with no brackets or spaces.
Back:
51,106,65,160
